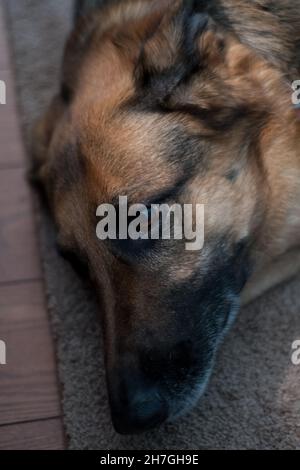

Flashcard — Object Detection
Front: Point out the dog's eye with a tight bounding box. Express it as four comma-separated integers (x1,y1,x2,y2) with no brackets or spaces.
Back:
127,206,160,238
106,206,160,263
137,207,151,233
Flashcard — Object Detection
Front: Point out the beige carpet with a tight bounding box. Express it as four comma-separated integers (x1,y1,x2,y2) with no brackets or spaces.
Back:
4,0,300,450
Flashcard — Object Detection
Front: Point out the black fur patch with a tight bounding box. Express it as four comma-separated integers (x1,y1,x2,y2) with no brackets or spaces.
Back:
57,242,90,279
167,104,250,133
60,83,73,104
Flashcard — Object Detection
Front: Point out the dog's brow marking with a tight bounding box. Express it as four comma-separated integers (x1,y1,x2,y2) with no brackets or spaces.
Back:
115,173,194,208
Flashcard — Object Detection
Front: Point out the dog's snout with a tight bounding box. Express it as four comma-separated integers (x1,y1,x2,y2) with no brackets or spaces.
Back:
108,342,194,433
109,367,168,434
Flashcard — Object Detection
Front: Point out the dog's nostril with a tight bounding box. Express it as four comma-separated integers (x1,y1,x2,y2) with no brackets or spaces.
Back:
111,391,168,435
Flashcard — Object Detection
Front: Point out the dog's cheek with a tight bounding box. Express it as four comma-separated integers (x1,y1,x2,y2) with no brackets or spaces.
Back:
30,122,50,187
30,95,65,184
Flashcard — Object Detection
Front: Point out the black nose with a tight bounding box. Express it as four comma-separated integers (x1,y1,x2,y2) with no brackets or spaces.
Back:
112,393,167,435
109,370,168,434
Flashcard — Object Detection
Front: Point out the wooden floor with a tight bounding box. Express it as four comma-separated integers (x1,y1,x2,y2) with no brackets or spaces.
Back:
0,5,65,449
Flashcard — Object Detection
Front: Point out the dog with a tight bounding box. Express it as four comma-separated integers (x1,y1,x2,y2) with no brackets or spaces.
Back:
32,0,300,434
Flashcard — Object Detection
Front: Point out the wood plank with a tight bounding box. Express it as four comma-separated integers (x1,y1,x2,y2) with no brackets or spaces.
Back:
0,418,65,450
0,3,66,449
0,168,42,283
0,281,62,425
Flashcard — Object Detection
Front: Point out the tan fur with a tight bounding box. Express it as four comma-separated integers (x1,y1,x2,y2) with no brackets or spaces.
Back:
31,0,300,429
33,0,300,284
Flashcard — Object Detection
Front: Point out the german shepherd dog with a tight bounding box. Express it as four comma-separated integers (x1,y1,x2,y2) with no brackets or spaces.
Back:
32,0,300,434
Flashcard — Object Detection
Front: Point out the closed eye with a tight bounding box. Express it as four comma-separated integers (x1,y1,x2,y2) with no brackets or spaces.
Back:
104,206,159,263
109,237,158,264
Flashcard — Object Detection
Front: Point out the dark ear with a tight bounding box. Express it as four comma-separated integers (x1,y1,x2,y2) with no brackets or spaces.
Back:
136,2,226,102
135,4,255,133
74,0,104,21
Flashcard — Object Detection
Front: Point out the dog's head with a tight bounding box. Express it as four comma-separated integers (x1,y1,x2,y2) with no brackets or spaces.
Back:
32,0,289,433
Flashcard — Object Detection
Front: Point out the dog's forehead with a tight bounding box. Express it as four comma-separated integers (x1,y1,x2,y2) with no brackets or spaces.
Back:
74,102,196,202
73,37,135,114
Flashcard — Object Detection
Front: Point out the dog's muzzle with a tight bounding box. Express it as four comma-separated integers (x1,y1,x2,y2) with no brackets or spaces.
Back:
108,365,168,434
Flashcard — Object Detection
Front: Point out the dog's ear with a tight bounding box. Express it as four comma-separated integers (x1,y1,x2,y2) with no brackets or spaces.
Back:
135,2,276,133
131,1,249,132
135,2,226,103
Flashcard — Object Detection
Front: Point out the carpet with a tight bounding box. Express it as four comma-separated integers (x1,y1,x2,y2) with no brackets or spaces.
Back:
4,0,300,450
